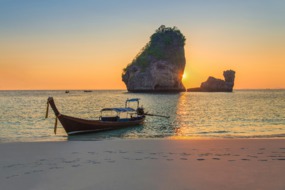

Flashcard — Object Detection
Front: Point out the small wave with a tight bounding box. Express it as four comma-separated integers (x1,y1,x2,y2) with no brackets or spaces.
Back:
236,133,285,139
198,130,230,134
196,133,285,139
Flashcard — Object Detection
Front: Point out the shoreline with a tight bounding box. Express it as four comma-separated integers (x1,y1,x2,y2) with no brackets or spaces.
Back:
1,135,285,144
1,138,285,190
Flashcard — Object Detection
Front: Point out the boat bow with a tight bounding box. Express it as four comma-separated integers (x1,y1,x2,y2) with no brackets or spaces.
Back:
46,97,61,134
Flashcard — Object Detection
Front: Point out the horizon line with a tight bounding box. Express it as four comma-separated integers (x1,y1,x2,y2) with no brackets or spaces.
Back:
0,88,285,91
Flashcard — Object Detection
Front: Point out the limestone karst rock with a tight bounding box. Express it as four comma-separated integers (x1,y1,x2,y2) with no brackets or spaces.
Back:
188,70,236,92
122,25,186,92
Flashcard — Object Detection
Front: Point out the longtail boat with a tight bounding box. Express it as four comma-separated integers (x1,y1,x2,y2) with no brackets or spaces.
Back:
45,97,146,135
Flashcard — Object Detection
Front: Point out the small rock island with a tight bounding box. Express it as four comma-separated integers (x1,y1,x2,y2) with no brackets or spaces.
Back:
187,70,236,92
122,25,186,92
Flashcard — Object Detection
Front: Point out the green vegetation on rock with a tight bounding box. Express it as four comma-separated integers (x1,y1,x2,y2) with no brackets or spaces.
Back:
123,25,186,74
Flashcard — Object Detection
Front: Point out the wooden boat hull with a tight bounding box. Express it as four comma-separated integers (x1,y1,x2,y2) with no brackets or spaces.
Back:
46,97,145,135
58,114,145,135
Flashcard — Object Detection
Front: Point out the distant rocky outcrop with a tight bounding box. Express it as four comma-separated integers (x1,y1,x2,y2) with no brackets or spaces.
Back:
122,25,186,92
187,70,236,92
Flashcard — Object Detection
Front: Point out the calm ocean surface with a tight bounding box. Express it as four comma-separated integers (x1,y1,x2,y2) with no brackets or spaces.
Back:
0,90,285,143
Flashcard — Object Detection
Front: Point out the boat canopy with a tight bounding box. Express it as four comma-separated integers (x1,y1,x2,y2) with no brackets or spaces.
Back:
100,107,136,113
126,98,140,102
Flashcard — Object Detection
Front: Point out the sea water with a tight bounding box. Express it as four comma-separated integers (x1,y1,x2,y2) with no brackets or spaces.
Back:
0,90,285,143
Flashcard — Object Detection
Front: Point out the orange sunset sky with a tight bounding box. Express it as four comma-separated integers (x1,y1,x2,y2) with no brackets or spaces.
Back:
1,0,284,90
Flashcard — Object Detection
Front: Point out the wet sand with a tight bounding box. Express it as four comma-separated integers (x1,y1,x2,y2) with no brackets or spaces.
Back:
1,139,285,190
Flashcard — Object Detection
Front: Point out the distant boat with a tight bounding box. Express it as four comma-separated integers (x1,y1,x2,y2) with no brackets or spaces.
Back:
45,97,146,135
83,90,92,92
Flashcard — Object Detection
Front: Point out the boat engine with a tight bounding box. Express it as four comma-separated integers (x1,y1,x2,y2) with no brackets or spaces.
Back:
136,107,145,116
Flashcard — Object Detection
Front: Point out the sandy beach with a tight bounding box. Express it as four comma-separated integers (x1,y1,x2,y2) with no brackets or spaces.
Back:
1,139,285,190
